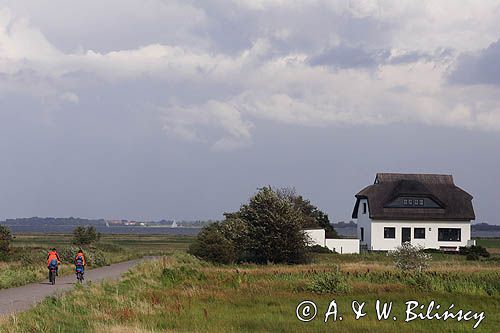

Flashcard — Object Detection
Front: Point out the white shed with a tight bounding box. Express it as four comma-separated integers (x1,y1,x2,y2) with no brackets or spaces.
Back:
304,229,359,254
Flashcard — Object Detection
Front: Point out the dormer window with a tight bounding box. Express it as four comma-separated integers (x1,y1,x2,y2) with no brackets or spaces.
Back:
385,196,441,208
402,197,425,207
362,202,367,214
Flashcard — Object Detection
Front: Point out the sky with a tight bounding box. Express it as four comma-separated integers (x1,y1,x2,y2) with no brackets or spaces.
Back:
0,0,499,223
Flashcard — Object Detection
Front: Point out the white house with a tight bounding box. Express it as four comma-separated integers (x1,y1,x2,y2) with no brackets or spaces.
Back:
352,173,476,251
304,229,359,254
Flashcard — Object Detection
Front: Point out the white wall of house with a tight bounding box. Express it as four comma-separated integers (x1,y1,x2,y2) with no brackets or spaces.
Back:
356,198,372,249
370,220,471,251
325,239,360,254
304,229,325,247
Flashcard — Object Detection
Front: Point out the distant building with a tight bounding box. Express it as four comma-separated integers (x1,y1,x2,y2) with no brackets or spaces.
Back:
352,173,476,251
106,220,124,225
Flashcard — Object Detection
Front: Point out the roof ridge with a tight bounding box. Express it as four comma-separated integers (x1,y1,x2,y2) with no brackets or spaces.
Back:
375,173,454,185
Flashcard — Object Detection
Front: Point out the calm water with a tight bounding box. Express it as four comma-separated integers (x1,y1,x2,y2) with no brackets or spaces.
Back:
7,225,201,236
470,230,500,238
4,225,500,238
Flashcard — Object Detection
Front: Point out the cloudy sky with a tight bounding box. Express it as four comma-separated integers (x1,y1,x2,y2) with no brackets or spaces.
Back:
0,0,499,223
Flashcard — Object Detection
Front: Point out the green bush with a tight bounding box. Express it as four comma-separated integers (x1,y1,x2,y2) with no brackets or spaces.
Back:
87,249,108,267
59,246,108,267
466,252,480,261
308,245,333,253
188,223,237,264
460,245,490,260
239,187,315,264
59,246,81,264
19,250,46,267
306,272,352,294
0,226,13,255
223,187,309,264
72,226,101,245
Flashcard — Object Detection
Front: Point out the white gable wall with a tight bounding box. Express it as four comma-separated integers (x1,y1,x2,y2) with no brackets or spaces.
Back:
356,198,372,249
304,229,359,254
304,229,325,247
370,220,471,251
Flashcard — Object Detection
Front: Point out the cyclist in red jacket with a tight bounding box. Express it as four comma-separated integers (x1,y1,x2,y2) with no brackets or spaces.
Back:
74,249,86,269
47,248,61,276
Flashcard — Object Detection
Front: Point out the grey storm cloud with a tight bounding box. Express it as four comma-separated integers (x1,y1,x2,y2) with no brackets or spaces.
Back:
389,48,454,65
449,39,500,85
0,1,500,224
309,44,452,69
309,44,388,68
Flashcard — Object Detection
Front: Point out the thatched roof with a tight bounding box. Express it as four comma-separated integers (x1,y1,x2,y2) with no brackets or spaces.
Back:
352,173,475,221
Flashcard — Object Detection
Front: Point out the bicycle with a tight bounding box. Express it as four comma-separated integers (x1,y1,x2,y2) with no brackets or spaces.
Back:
48,265,57,285
76,266,84,283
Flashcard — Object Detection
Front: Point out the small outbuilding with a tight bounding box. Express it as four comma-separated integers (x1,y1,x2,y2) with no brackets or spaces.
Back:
304,228,360,254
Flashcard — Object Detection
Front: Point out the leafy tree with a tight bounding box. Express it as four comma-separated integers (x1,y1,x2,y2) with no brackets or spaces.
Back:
276,187,338,238
194,187,309,264
0,226,13,254
188,223,237,264
236,186,309,264
72,226,101,245
218,218,250,260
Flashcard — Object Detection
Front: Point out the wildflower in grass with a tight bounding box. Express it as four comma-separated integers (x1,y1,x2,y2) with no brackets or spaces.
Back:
389,242,431,272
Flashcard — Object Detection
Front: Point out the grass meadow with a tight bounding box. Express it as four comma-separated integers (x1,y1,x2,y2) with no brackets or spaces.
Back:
0,237,498,332
0,233,192,289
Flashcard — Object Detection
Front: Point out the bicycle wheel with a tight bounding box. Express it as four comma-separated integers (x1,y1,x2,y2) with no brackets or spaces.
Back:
49,270,56,285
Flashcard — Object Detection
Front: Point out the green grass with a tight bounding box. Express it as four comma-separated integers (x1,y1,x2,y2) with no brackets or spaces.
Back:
476,238,500,249
0,236,498,332
12,233,193,253
1,249,499,333
0,233,194,290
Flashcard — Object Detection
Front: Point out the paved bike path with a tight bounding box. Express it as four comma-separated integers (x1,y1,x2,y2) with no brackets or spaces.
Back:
0,258,144,316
